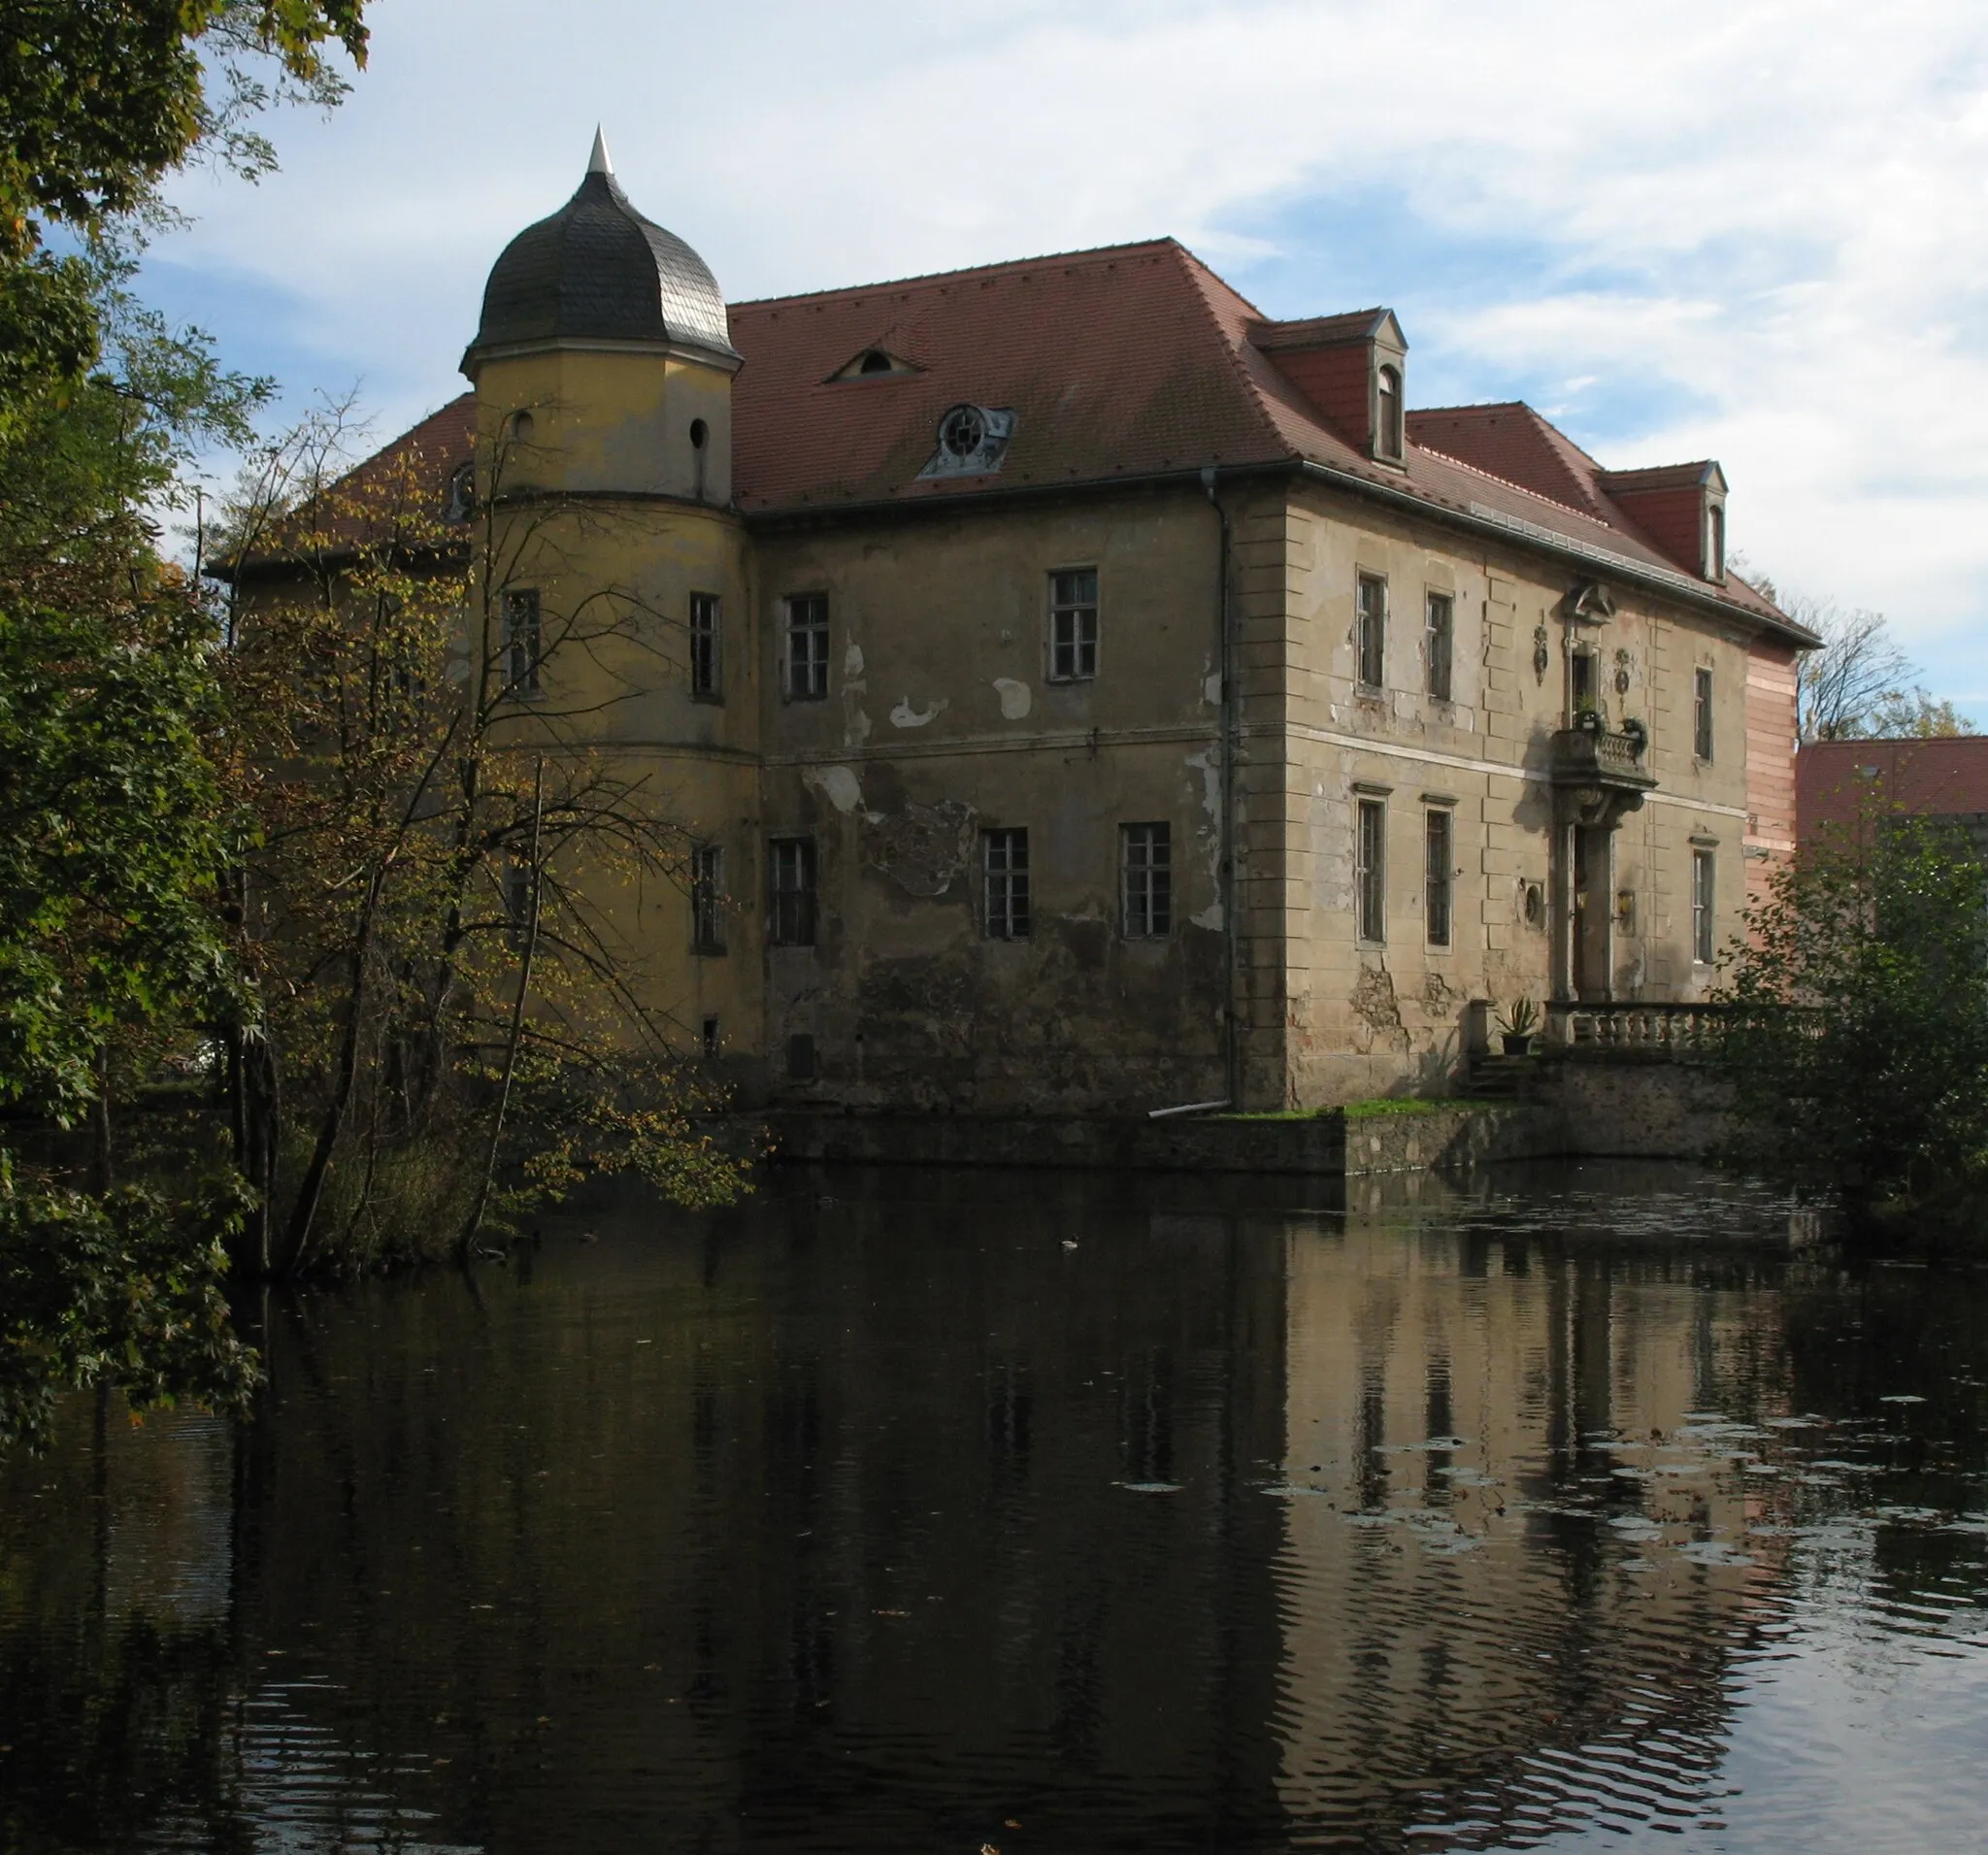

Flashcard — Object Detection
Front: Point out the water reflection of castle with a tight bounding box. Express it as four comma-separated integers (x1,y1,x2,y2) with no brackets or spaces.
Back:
2,1174,1822,1851
1273,1209,1780,1843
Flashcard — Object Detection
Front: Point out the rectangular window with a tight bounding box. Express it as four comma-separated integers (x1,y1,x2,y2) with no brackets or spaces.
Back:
1694,666,1714,760
1571,648,1598,718
784,593,829,701
502,587,541,696
1049,568,1099,680
701,1014,720,1058
1356,574,1387,689
769,837,817,946
1121,822,1172,939
983,828,1030,940
1424,590,1453,702
691,844,725,954
1424,808,1453,948
689,592,721,700
1692,848,1715,964
1356,798,1386,943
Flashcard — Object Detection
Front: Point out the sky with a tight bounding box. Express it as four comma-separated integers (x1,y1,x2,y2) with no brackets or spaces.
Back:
143,0,1988,716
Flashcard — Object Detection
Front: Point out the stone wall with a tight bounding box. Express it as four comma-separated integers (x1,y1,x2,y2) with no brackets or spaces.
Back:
760,1058,1733,1176
767,1101,1556,1177
1525,1055,1734,1160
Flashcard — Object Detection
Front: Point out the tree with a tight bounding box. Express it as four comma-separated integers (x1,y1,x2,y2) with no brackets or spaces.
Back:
207,402,748,1275
0,0,373,1447
1714,812,1988,1220
1,2,367,419
1863,688,1974,740
1767,592,1977,743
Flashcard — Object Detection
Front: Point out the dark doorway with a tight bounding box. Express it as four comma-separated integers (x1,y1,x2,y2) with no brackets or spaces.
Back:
1572,826,1611,1001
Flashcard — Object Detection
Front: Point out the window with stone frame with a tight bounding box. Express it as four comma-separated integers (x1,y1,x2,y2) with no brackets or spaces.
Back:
982,827,1030,940
1121,822,1172,938
1692,847,1715,964
784,593,829,701
1425,590,1454,702
769,837,817,946
502,587,542,696
1049,568,1099,680
1571,646,1600,721
691,844,725,954
1375,364,1405,461
689,592,722,700
1694,666,1715,761
1424,808,1453,947
1356,798,1387,943
1356,574,1387,689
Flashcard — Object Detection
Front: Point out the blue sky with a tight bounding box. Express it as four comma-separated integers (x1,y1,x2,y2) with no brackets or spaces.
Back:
146,0,1988,717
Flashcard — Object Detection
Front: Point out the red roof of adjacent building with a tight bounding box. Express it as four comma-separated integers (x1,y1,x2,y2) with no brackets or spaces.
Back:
280,237,1804,638
1798,738,1988,838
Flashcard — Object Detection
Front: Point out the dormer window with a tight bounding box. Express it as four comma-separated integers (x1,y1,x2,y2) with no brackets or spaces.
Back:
830,347,919,381
1376,364,1405,462
1706,501,1726,581
917,403,1016,480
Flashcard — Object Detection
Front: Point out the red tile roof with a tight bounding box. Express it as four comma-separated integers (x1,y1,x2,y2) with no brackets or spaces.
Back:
1248,308,1393,349
729,240,1800,637
1406,402,1615,522
726,242,1284,513
217,395,478,575
259,239,1805,639
1798,738,1988,839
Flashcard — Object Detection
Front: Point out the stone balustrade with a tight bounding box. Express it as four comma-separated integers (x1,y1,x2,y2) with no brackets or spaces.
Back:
1548,726,1655,786
1544,1000,1737,1056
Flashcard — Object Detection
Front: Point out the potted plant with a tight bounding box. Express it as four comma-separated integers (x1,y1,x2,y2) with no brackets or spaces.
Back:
1621,715,1649,758
1497,997,1539,1055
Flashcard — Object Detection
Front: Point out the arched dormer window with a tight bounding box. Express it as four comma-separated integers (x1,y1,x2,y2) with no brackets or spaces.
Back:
1375,365,1405,462
829,346,919,382
1706,502,1726,581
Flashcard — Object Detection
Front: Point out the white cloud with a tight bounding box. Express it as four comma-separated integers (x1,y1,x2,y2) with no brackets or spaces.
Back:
150,0,1988,679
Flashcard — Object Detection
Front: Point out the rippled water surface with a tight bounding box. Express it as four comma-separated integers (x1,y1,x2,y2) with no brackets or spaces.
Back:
3,1160,1986,1854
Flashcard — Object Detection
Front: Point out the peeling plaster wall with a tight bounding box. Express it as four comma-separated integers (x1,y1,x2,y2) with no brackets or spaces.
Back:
451,346,1780,1119
753,486,1237,1112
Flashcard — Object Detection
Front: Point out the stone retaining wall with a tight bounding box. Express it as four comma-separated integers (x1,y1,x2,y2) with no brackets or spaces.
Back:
765,1101,1559,1177
761,1058,1733,1176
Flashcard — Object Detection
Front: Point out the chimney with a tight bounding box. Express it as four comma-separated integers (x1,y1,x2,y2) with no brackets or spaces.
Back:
1248,309,1408,465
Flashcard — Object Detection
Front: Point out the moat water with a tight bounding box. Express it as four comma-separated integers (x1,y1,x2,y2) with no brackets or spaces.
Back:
2,1161,1985,1854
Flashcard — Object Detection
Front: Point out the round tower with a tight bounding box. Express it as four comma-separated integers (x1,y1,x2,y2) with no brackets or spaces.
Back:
459,134,760,1080
461,130,739,503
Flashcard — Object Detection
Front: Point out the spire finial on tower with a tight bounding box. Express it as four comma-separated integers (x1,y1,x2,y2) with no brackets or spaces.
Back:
588,126,613,176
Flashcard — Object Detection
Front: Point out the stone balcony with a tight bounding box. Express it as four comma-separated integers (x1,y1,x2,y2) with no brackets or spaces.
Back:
1548,723,1656,826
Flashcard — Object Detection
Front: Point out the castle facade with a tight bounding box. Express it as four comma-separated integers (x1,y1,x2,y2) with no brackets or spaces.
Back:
356,139,1810,1112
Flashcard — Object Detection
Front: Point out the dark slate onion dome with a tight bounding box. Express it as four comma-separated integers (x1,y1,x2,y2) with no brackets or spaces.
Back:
464,131,739,370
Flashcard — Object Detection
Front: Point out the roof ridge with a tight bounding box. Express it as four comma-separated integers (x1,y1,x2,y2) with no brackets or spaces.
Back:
1172,244,1272,324
728,237,1183,312
1164,244,1305,466
1409,398,1615,518
1408,399,1531,416
1410,442,1601,525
